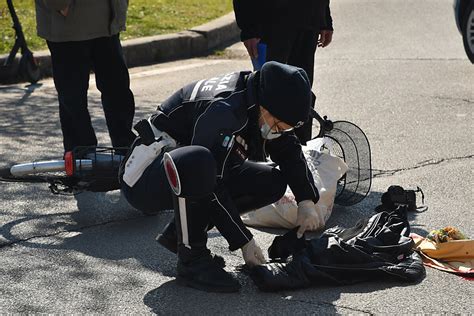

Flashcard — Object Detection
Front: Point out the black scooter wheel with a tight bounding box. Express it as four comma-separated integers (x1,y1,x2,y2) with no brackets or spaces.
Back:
19,52,41,84
0,166,13,180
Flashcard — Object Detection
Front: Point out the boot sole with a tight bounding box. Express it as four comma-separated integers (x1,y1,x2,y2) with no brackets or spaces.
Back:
176,276,240,293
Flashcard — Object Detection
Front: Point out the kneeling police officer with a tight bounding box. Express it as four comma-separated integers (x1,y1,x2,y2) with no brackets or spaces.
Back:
120,61,322,293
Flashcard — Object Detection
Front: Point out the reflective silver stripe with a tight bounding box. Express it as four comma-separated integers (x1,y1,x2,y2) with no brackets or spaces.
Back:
190,79,205,101
212,193,251,243
178,197,191,249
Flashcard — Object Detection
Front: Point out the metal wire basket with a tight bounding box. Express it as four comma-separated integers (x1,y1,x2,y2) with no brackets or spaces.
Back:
324,121,372,206
72,146,127,192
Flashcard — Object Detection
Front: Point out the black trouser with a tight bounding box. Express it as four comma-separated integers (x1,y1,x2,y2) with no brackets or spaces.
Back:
122,155,286,248
47,35,136,152
263,28,319,144
122,155,286,215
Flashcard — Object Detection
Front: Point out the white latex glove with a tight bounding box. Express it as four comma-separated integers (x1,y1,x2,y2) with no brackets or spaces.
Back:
296,200,323,238
241,238,266,267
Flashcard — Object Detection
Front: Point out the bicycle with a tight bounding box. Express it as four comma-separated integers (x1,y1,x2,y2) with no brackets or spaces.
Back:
0,109,372,206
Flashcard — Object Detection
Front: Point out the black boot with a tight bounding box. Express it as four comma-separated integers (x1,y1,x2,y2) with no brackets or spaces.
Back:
156,221,226,268
156,221,178,254
176,245,240,293
171,194,236,292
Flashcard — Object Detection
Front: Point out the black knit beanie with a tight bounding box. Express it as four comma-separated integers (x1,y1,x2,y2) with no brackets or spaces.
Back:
257,61,311,127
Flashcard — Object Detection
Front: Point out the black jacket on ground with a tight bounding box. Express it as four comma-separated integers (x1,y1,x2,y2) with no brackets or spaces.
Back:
233,0,333,41
250,206,425,291
146,71,319,250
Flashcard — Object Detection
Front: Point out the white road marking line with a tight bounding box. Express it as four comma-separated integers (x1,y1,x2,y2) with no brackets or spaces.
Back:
24,59,231,89
129,59,229,79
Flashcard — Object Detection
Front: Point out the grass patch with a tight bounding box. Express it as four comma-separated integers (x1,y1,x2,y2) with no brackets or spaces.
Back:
0,0,232,55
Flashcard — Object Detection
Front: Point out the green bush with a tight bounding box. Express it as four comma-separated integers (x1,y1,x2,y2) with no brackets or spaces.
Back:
0,0,232,55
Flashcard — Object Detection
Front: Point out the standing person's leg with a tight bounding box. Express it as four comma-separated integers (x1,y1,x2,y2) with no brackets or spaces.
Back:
47,41,97,152
263,29,294,64
287,31,318,85
91,35,136,149
287,30,319,144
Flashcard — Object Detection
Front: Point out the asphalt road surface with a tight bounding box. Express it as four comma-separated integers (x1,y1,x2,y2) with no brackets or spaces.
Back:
0,0,473,314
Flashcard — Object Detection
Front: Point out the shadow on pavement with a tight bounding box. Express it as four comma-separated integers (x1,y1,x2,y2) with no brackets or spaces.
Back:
0,84,62,164
0,81,157,165
142,271,419,314
143,279,340,314
0,192,178,276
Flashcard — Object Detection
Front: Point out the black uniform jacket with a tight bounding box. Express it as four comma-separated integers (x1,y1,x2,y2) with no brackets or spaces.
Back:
233,0,333,41
149,71,319,250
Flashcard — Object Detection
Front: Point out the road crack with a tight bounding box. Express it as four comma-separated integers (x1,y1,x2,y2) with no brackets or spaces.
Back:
0,215,144,249
431,95,473,104
372,154,473,178
280,295,373,314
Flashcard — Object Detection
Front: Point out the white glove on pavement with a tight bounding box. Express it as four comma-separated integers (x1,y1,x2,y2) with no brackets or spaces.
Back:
296,200,324,238
241,238,266,267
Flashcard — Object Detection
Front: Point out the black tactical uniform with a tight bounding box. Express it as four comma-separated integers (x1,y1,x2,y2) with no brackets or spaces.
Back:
120,62,319,292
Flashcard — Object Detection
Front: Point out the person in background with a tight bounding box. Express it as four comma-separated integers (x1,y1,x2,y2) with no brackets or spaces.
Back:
233,0,334,144
35,0,136,152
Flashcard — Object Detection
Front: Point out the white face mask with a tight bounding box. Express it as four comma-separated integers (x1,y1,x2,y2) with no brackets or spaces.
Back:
260,116,282,140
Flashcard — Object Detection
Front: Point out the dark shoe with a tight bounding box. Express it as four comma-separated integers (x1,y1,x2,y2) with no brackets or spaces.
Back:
156,222,178,254
156,223,226,268
177,252,240,293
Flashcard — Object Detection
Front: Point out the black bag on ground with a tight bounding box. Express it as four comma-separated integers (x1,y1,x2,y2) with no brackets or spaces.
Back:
375,185,427,213
250,201,425,292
